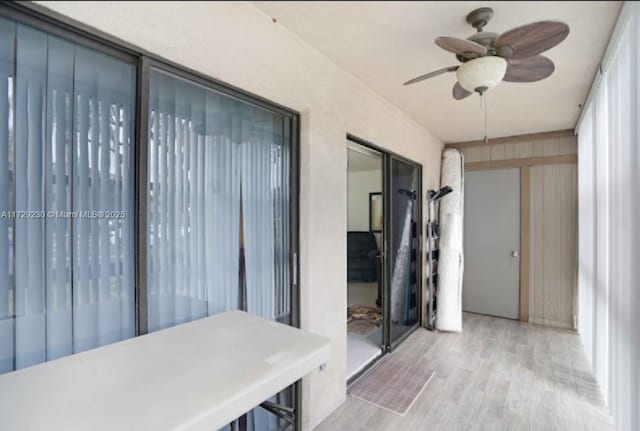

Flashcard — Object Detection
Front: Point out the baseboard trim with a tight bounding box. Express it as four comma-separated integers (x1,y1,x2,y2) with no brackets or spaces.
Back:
529,317,575,330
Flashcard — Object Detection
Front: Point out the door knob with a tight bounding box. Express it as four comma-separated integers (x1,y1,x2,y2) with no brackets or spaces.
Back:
511,251,519,258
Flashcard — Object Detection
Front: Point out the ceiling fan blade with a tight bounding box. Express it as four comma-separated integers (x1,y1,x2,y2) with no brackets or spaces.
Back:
453,82,472,100
495,21,569,59
403,66,459,86
504,55,555,82
435,36,487,56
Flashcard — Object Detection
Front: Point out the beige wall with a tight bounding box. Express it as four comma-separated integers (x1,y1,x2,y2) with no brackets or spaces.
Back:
33,1,443,428
347,170,382,231
449,130,577,329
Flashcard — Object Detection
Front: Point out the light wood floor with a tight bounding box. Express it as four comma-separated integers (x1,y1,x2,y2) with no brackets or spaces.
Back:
316,313,614,431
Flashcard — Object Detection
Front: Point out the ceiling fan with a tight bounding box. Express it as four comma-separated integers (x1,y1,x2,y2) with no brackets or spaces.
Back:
403,7,570,100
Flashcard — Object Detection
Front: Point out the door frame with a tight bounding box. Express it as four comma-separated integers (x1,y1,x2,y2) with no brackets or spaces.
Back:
463,167,522,320
346,134,423,352
465,164,530,322
384,154,423,350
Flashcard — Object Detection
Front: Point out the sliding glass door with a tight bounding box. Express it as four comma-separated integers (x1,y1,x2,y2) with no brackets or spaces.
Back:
348,136,422,354
385,156,421,348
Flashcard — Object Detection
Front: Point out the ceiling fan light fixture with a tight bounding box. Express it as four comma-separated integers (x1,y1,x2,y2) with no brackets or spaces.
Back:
456,56,507,93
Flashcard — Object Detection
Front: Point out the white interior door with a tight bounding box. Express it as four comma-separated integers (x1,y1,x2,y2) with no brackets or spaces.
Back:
463,168,520,319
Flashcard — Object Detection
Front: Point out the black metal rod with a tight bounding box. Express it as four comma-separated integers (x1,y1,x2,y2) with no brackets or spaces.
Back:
260,401,295,426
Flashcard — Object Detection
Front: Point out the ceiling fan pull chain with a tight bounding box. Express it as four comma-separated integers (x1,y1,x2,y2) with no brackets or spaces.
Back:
482,92,488,145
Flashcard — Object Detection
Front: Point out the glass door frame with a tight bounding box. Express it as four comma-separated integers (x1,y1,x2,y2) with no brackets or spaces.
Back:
383,154,423,351
346,134,423,353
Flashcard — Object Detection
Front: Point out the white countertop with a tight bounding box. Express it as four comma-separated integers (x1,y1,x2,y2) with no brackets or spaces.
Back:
0,311,331,431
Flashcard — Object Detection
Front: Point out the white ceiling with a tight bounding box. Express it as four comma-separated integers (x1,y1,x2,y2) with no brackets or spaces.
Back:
253,1,621,142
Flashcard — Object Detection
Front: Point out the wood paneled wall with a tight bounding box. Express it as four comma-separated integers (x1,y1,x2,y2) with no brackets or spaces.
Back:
447,130,578,329
453,130,577,163
529,164,577,328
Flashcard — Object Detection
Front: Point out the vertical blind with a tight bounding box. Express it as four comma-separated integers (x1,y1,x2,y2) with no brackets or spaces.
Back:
146,68,291,331
0,18,136,373
577,3,639,431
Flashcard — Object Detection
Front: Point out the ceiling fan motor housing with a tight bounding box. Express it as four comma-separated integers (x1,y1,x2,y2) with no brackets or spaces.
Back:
456,56,507,93
467,32,498,50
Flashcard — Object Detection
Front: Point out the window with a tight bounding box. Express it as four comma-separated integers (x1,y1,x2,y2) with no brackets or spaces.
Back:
0,16,136,373
146,68,292,332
